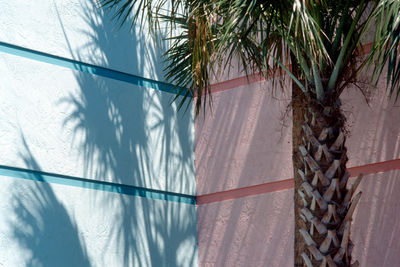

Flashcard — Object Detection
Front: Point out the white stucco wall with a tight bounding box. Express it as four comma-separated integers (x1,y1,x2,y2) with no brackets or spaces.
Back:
0,52,195,194
0,1,197,266
0,0,167,81
0,174,197,267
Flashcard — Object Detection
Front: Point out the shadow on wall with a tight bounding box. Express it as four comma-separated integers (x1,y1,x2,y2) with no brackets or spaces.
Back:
196,75,293,265
10,135,91,267
352,169,400,267
195,68,400,265
54,1,195,266
341,84,400,266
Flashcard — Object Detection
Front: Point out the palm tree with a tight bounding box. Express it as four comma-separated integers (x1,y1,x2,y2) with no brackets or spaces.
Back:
100,0,400,266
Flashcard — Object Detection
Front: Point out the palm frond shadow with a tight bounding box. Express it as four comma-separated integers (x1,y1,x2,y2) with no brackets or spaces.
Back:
9,135,92,267
55,1,197,266
196,76,400,266
195,80,294,266
340,84,400,266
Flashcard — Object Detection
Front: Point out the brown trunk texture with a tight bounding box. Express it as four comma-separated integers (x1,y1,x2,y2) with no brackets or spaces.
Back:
296,97,362,267
292,70,308,266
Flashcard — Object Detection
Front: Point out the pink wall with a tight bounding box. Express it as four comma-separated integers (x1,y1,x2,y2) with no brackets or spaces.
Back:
195,74,400,266
197,190,293,266
196,79,292,195
352,170,400,266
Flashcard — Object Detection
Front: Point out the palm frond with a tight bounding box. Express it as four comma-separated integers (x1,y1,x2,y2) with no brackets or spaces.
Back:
367,0,400,99
327,0,369,91
162,1,216,115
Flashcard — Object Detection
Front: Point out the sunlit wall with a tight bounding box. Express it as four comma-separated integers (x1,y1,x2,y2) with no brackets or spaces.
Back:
0,1,198,266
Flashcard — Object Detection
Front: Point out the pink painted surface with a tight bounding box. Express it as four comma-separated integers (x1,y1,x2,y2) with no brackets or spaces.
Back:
197,178,293,205
197,171,400,267
351,170,400,266
195,79,292,195
196,70,400,266
195,71,400,196
197,158,400,205
210,73,264,94
197,190,294,267
343,84,400,167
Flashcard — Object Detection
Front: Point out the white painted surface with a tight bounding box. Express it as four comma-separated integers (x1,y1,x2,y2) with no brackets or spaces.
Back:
0,175,198,267
0,1,197,266
0,52,195,195
0,0,169,81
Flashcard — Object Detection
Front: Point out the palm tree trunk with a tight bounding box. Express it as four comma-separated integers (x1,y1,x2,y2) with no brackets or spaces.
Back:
292,61,309,267
294,91,362,266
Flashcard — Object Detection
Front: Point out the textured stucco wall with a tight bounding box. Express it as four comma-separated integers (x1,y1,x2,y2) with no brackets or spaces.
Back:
196,73,400,266
0,0,195,193
0,0,167,81
0,1,198,266
0,52,195,194
196,79,292,195
197,171,400,267
343,85,400,168
0,174,197,267
197,190,293,266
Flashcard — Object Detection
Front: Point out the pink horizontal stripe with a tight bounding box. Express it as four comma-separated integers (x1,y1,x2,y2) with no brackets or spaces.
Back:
209,68,287,94
196,178,294,205
196,158,400,205
348,158,400,177
210,73,264,94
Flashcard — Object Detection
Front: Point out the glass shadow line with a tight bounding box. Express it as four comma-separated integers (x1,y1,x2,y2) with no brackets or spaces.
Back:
0,41,190,96
0,164,196,205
